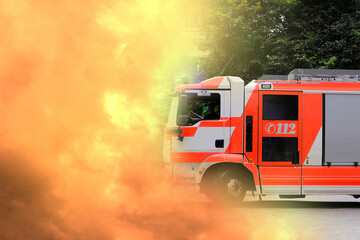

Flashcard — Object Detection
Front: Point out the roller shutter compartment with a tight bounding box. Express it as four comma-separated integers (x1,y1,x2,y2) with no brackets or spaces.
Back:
324,94,360,165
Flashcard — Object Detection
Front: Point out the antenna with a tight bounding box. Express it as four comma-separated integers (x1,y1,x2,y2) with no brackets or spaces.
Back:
220,55,235,76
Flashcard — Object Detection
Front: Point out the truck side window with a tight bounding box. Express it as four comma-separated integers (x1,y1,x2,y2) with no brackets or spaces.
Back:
179,93,220,126
263,95,298,120
262,137,298,162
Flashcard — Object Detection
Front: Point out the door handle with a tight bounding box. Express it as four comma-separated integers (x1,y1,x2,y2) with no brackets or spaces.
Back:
215,139,224,148
292,151,300,165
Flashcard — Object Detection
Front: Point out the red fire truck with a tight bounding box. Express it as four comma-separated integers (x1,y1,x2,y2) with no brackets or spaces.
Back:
164,69,360,202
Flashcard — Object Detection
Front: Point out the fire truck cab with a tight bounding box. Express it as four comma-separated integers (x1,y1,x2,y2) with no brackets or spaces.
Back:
164,69,360,202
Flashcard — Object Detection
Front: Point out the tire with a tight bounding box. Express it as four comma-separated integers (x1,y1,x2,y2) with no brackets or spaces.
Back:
205,169,246,205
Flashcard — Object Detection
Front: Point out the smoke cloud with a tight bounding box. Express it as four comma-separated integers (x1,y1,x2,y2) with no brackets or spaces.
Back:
0,1,304,239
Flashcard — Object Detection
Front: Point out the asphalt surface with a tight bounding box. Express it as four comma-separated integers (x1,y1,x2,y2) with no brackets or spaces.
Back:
241,195,360,240
181,186,360,240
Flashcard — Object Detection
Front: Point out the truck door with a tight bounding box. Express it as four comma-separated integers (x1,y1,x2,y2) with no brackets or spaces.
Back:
258,91,302,195
171,90,230,163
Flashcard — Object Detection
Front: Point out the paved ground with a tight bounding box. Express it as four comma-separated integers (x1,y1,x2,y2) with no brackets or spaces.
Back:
241,194,360,240
181,186,360,239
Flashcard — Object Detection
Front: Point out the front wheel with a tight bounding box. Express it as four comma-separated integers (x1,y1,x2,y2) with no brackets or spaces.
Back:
205,169,246,204
226,177,245,200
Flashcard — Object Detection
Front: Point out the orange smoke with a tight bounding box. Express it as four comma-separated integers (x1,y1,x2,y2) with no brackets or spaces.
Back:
0,1,305,239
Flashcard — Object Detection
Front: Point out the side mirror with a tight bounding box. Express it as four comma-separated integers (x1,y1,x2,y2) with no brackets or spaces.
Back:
177,95,188,115
176,94,188,126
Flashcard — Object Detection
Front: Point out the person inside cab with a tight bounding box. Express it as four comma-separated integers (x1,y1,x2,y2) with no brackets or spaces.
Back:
203,102,219,119
188,101,220,122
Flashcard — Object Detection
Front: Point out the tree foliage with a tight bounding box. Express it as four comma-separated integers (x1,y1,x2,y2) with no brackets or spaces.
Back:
199,0,360,81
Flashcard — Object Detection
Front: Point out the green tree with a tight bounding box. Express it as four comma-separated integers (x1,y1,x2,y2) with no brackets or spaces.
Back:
200,0,360,82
